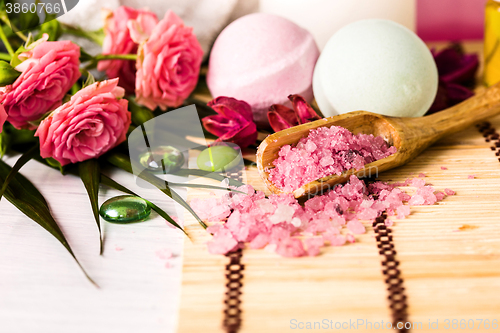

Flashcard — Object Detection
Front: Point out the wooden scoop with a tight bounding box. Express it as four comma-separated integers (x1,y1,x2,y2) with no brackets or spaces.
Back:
257,83,500,198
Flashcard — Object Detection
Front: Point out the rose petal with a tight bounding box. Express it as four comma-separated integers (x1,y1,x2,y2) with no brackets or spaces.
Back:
268,104,299,132
289,94,321,124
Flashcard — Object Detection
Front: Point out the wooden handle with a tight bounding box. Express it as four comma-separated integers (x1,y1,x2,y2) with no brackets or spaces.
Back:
421,82,500,137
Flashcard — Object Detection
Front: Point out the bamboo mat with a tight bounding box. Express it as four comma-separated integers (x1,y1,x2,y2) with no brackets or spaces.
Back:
177,43,500,333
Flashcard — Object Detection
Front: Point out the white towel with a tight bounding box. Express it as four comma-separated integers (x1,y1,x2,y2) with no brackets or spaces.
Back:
58,0,258,56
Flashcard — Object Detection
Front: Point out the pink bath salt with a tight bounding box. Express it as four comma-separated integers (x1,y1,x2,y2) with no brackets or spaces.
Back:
275,238,306,257
418,173,426,178
468,174,476,179
304,237,324,256
190,197,231,222
411,178,426,188
346,234,356,243
408,193,427,206
396,205,411,219
268,125,397,192
206,223,223,235
207,227,239,254
441,166,448,170
324,234,347,246
356,207,378,220
269,204,296,224
192,175,450,257
347,220,366,234
155,248,173,260
368,181,396,194
444,188,456,195
385,219,394,227
435,191,446,201
115,246,123,251
249,233,270,249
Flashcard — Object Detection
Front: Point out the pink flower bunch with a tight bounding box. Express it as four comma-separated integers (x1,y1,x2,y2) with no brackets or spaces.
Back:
133,10,203,110
202,97,258,149
98,6,158,94
100,8,203,110
0,103,6,133
35,79,131,166
0,37,81,129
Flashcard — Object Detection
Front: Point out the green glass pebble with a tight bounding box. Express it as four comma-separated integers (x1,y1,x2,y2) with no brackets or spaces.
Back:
139,145,185,173
197,145,241,172
99,195,151,223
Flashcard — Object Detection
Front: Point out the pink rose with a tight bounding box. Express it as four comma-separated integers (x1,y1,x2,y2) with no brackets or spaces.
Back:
0,38,80,130
35,79,131,166
98,6,158,94
202,97,258,148
134,10,203,110
0,102,6,133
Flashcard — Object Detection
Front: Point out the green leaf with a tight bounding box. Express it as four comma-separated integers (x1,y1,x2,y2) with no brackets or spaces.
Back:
106,152,207,229
79,49,94,63
45,157,65,174
168,181,246,193
78,159,103,254
99,174,187,236
10,45,27,68
172,168,245,187
18,9,40,32
82,72,95,88
37,19,62,41
7,125,36,145
127,97,154,126
60,24,104,46
0,130,10,157
0,158,96,286
0,60,20,86
0,143,39,201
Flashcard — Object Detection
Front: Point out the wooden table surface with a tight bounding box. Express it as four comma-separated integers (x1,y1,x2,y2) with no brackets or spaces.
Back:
178,41,500,332
1,41,497,333
0,157,187,333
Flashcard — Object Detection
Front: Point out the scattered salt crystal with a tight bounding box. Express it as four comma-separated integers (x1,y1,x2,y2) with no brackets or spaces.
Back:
264,243,278,253
207,228,238,254
411,178,426,188
290,217,302,228
347,220,366,234
418,173,426,178
444,188,456,195
435,192,446,201
324,234,346,246
304,238,324,256
191,174,451,258
441,166,448,170
346,234,356,243
115,246,123,251
155,248,173,260
468,175,475,179
385,219,394,227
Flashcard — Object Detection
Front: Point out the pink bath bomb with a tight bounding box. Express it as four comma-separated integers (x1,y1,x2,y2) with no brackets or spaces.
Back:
207,13,320,127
